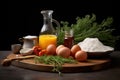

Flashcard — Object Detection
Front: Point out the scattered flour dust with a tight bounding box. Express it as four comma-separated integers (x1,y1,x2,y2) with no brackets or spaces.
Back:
78,38,114,52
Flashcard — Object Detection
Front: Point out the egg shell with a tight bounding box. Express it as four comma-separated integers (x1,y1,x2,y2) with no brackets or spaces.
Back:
56,45,65,53
71,44,81,57
46,44,56,55
57,47,71,58
75,50,87,61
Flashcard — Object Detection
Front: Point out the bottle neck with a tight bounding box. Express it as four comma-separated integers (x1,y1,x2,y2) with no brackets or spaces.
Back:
40,10,56,35
40,18,55,35
43,18,52,25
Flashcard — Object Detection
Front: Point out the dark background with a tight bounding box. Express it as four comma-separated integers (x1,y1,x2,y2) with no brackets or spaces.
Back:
2,0,120,50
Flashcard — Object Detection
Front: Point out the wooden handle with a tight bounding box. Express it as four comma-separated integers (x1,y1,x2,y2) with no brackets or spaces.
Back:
1,55,35,67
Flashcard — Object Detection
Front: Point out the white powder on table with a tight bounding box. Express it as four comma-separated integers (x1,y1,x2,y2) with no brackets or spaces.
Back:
78,38,114,52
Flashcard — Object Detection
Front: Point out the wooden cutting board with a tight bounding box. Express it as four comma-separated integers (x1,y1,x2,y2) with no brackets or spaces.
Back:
6,53,111,73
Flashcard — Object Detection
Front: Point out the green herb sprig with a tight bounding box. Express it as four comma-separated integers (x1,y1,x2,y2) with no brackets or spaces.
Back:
56,14,120,47
34,55,77,76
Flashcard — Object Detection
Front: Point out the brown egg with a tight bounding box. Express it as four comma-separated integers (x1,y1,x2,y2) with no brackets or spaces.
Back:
57,47,71,58
71,44,81,57
46,44,56,55
56,45,65,53
75,50,87,61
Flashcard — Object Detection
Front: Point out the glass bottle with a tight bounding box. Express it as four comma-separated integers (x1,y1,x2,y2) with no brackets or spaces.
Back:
64,29,74,49
39,10,60,49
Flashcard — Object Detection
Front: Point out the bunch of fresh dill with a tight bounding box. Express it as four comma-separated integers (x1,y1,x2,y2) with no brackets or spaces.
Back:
34,55,77,75
56,14,119,47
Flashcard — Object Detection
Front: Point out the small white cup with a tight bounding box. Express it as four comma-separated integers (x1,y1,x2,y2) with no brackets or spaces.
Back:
11,44,22,54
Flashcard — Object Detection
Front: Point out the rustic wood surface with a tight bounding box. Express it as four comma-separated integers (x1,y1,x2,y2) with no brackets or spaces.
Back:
1,51,120,80
6,53,111,72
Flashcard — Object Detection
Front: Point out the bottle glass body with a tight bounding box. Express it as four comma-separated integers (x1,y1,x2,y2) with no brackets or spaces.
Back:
39,10,59,49
64,29,74,49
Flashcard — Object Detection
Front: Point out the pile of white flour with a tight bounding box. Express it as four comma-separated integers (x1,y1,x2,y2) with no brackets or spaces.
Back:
23,35,37,39
78,38,114,52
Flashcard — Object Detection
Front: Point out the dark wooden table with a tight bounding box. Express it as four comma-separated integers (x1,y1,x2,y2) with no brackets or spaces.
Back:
0,51,120,80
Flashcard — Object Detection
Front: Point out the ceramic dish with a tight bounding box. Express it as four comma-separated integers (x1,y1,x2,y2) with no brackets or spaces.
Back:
87,50,114,58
